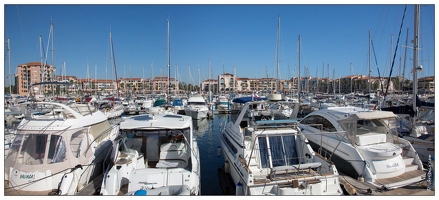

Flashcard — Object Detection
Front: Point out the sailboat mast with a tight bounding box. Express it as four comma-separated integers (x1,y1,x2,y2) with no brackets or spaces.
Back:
151,61,154,94
368,30,371,103
315,68,318,94
402,28,409,93
174,65,180,96
327,64,329,94
233,65,236,94
350,63,353,93
95,64,97,96
412,4,420,116
143,66,145,95
105,64,107,94
208,59,211,102
276,16,280,93
297,35,301,100
338,75,341,94
110,31,119,99
39,35,43,95
7,38,11,94
167,18,171,101
333,68,336,95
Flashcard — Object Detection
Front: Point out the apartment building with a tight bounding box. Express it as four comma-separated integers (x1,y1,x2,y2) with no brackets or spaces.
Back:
418,76,434,93
15,62,56,96
201,79,218,94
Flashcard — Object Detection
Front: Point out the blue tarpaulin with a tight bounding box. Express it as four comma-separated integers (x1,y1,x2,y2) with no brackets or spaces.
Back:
232,96,267,104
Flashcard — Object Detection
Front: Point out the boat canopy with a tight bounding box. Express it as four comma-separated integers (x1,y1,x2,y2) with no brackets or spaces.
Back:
153,99,167,107
172,99,183,106
341,111,397,121
232,96,267,104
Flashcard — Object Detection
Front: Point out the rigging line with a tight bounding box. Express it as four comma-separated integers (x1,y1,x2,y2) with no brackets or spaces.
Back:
385,5,407,96
16,6,29,62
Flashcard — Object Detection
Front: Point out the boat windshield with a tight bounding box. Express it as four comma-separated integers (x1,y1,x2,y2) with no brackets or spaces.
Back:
258,135,299,168
136,97,146,101
6,128,89,165
187,102,206,106
6,131,67,165
356,118,392,133
123,128,191,144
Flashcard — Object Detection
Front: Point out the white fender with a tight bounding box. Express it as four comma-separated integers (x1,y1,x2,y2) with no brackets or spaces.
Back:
58,172,76,195
100,168,120,195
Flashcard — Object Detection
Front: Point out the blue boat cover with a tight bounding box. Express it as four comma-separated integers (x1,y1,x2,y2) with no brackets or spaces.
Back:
173,99,183,106
232,96,267,104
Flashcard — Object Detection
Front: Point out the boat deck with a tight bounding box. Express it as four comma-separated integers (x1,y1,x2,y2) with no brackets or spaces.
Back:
374,170,425,186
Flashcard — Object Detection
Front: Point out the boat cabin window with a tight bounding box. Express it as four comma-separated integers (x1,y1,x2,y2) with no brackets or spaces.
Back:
125,128,191,145
6,134,24,162
6,132,68,165
258,135,298,168
187,102,206,106
222,133,238,154
356,119,387,133
70,129,88,158
47,135,67,163
300,115,336,132
7,134,47,165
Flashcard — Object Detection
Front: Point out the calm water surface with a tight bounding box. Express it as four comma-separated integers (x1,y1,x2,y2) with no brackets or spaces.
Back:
193,114,232,195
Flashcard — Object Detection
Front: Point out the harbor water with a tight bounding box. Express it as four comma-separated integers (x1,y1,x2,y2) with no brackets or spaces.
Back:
193,114,230,195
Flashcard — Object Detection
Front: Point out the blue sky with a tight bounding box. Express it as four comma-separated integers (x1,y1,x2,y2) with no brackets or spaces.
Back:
3,2,436,87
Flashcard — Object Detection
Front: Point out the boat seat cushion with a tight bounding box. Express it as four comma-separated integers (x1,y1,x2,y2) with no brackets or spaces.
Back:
156,160,187,168
159,143,188,162
356,132,386,146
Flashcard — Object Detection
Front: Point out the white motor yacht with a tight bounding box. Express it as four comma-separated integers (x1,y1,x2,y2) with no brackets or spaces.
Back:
184,96,209,120
219,100,343,195
4,101,120,195
99,113,200,195
298,106,425,189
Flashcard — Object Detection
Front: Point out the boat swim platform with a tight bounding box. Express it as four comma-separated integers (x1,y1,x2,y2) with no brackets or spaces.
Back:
339,171,433,196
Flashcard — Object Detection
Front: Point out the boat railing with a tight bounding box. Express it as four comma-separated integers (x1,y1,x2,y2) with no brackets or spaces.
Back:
253,119,298,130
84,124,119,155
238,154,252,174
69,103,96,116
300,124,349,159
268,163,323,180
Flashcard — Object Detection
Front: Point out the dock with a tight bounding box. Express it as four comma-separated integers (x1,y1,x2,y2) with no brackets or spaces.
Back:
214,109,232,114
